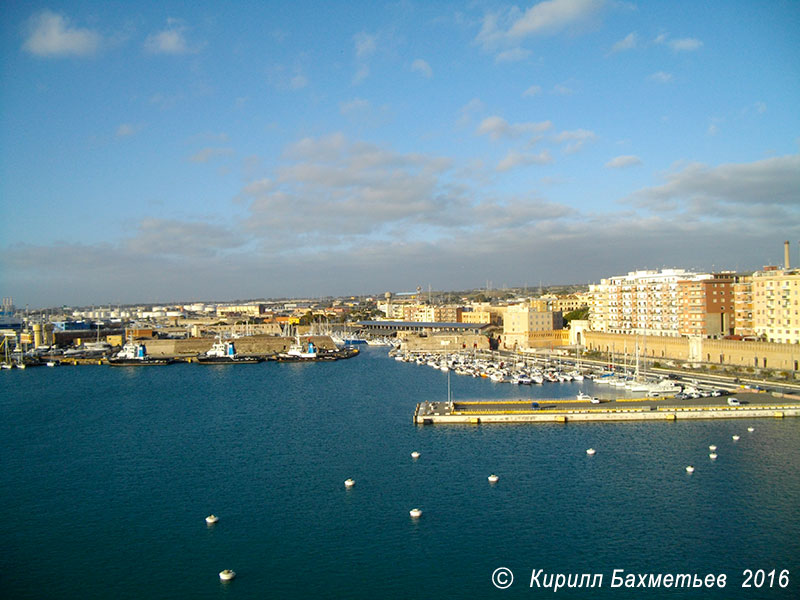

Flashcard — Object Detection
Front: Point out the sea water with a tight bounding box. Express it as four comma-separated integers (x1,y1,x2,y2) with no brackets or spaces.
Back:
1,348,798,599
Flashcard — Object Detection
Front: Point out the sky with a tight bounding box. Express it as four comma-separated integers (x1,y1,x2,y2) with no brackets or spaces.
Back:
1,0,799,308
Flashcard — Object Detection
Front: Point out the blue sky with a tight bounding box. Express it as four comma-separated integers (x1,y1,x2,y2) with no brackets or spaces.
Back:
1,0,799,307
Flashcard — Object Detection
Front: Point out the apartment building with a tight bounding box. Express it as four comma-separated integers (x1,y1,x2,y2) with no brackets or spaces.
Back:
551,293,590,314
752,267,800,343
400,304,463,323
589,269,690,337
678,273,735,337
733,276,755,337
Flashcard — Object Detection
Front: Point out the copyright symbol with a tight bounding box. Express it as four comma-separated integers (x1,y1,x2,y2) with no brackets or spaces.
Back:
492,567,514,589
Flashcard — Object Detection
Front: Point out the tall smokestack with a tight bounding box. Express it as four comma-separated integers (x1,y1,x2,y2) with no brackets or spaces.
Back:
785,240,791,269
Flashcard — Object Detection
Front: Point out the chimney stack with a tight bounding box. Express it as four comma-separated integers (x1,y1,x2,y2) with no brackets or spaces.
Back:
785,240,791,269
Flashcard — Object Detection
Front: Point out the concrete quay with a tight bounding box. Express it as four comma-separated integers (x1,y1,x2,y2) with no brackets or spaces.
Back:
414,393,800,425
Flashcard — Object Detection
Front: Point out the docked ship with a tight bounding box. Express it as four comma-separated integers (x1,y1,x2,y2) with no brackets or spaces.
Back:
108,342,174,366
197,339,263,364
278,336,360,362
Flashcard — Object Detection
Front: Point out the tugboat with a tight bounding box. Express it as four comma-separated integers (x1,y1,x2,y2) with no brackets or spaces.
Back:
108,342,174,366
197,339,262,364
286,337,318,360
278,336,360,362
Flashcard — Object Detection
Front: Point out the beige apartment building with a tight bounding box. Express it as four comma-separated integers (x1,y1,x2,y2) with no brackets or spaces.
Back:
753,267,800,344
551,293,590,314
590,269,760,340
461,310,492,324
400,304,463,323
589,269,690,337
216,303,268,318
733,275,755,337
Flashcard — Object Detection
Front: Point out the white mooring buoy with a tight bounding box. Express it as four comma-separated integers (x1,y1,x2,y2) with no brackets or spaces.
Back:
219,569,236,581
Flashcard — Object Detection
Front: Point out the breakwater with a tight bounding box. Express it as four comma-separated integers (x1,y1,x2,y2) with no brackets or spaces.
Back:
415,394,800,424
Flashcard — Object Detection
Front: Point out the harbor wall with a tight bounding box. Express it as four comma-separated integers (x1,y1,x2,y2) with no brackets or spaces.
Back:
583,332,799,373
140,335,337,357
399,333,491,352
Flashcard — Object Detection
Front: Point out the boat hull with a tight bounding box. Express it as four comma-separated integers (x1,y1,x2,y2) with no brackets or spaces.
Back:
196,356,263,365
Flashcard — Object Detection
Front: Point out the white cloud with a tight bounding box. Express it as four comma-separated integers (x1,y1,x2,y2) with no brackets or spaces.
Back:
669,37,703,52
268,64,310,91
553,129,596,153
605,155,642,169
124,218,245,257
649,71,673,83
476,0,606,60
116,124,137,138
552,83,574,95
22,10,101,57
508,0,606,38
411,58,433,78
8,150,799,305
241,134,461,240
609,32,637,53
188,147,234,163
457,98,485,128
523,85,542,97
495,48,532,62
497,150,554,171
340,98,371,115
144,21,197,55
353,64,370,84
629,154,800,212
290,73,309,89
477,116,553,141
354,32,377,58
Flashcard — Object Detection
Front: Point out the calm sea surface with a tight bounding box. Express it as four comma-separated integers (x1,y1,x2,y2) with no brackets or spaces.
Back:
2,347,798,599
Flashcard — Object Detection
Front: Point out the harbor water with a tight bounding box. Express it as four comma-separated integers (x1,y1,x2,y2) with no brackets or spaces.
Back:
2,347,798,599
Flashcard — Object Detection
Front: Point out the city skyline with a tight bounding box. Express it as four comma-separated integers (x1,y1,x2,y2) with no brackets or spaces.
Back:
2,1,799,307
